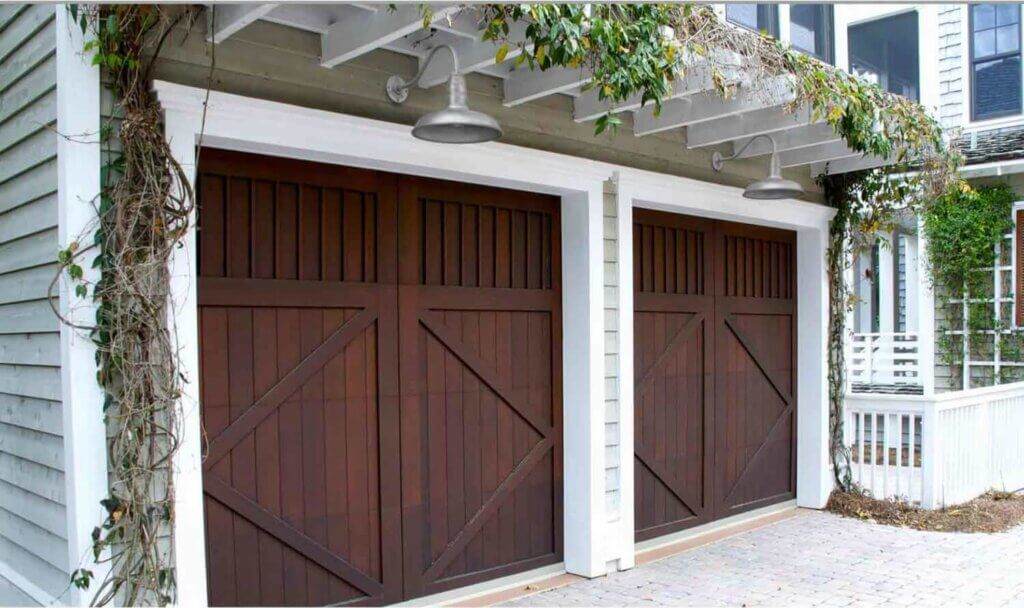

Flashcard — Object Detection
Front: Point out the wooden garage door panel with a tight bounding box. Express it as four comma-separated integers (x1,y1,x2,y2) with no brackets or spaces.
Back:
199,151,561,605
634,310,709,536
633,211,796,539
200,305,387,606
397,178,562,598
712,222,797,518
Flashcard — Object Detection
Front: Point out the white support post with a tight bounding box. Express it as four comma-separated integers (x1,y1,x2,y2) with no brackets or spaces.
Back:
613,176,635,571
904,234,920,333
920,403,941,509
917,217,936,396
877,231,895,334
56,7,110,603
796,224,833,509
164,112,209,607
561,183,609,579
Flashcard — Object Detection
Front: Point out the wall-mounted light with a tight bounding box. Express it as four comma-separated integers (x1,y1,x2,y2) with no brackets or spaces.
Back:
386,44,503,144
711,134,805,200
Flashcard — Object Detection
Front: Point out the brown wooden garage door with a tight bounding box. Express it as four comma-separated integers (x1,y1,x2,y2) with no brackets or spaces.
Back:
633,209,796,541
197,149,562,605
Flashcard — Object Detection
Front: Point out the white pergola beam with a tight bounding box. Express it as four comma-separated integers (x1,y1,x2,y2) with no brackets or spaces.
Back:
432,9,485,40
686,105,816,148
734,122,840,158
208,4,278,43
417,20,530,88
573,52,742,122
811,154,889,176
779,141,859,168
633,75,796,137
504,66,591,107
321,4,458,68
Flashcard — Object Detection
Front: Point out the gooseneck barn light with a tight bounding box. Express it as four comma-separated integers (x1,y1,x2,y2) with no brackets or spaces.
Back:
386,44,503,144
711,133,805,200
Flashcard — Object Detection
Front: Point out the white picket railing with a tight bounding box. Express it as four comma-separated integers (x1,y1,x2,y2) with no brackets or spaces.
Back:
848,332,921,389
845,383,1024,508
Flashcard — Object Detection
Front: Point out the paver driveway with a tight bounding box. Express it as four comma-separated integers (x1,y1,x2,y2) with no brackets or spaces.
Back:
501,510,1024,607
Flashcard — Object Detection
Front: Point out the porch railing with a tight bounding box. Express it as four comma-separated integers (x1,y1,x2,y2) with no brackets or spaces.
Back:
845,383,1024,508
847,332,921,389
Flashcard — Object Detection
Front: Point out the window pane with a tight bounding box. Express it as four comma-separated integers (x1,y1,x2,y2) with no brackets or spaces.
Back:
975,56,1023,119
790,4,831,61
976,29,996,57
998,24,1020,53
975,4,996,30
726,3,777,35
791,5,819,55
848,11,919,101
997,3,1020,26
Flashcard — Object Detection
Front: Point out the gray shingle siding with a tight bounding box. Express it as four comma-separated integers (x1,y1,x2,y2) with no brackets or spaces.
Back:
0,4,68,604
938,5,964,130
603,181,621,520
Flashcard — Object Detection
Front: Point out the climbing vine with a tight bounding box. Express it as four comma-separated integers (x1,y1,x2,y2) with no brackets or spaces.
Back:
55,5,200,605
476,3,961,489
921,183,1016,387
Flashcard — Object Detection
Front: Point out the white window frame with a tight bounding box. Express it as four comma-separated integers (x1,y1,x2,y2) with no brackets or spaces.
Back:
961,4,1024,132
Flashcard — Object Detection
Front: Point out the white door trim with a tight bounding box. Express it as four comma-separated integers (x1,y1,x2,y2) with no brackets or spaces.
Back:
155,81,618,605
616,169,836,522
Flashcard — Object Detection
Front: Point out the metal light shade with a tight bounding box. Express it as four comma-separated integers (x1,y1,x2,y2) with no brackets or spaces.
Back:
741,153,805,200
411,74,502,144
386,45,502,144
711,134,805,200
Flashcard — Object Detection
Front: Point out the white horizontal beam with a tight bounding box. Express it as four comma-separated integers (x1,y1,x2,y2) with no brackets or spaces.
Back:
208,4,277,43
686,105,816,148
321,4,458,68
633,75,796,137
417,20,530,88
734,122,841,158
573,52,742,122
811,154,889,176
779,140,858,168
504,66,591,107
432,9,485,40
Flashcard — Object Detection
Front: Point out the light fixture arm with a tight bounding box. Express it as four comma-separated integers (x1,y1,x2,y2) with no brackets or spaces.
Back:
711,133,779,172
386,45,460,103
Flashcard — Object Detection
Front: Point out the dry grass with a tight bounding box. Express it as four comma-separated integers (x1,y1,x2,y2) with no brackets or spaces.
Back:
826,489,1024,533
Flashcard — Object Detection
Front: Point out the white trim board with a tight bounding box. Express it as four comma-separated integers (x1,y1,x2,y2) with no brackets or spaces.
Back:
152,80,836,603
56,5,110,605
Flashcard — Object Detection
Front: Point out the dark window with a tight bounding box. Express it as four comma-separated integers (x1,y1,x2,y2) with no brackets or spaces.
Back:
971,4,1022,121
726,3,779,37
849,11,920,101
790,4,834,64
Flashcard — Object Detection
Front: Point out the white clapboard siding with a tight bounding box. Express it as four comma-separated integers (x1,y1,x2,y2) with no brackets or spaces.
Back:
603,181,622,520
0,4,68,603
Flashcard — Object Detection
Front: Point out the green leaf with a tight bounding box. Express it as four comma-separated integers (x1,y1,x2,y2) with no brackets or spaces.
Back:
495,43,509,64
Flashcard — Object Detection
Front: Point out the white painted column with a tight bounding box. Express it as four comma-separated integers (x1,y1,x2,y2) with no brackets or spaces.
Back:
855,250,874,334
917,219,936,397
904,235,920,333
612,176,635,571
56,7,111,604
164,112,208,607
877,232,896,334
561,183,609,578
796,223,833,509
